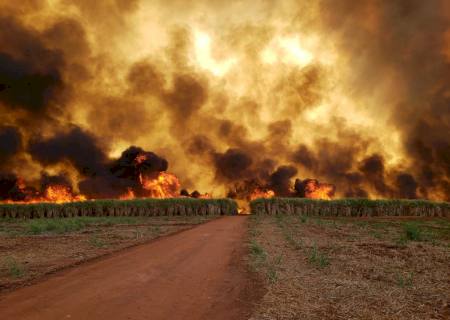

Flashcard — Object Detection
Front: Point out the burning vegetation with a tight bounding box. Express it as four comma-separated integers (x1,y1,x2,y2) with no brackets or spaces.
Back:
0,1,449,205
0,137,335,205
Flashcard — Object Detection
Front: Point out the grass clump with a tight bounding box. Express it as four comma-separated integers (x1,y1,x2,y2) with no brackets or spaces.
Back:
267,255,283,283
250,239,267,259
308,244,329,269
3,257,25,279
403,223,423,241
88,235,107,248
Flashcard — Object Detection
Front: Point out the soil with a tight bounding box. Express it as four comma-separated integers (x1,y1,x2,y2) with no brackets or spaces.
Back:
0,216,259,320
249,215,450,320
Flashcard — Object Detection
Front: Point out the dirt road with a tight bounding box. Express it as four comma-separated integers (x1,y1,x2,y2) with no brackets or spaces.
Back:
0,216,254,320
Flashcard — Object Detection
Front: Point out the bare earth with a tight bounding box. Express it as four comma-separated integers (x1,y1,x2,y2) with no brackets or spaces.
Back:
249,215,450,320
0,216,254,320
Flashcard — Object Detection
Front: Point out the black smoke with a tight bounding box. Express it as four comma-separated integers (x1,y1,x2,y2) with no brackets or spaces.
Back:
0,126,22,163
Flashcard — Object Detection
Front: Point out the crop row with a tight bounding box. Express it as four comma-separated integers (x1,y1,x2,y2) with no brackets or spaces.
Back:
0,198,238,219
250,198,450,217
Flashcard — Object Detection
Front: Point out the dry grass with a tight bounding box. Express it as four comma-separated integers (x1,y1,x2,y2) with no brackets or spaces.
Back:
248,215,450,320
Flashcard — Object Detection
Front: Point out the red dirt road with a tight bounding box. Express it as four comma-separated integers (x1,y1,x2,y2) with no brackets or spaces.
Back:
0,216,254,320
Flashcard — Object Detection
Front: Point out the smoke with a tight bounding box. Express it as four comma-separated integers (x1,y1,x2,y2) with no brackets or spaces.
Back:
0,126,22,163
0,0,448,201
269,166,297,196
0,16,64,114
28,127,107,176
214,148,253,182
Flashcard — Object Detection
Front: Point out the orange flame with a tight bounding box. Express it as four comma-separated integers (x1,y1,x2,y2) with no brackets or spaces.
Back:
303,180,335,200
197,193,212,199
249,188,275,201
140,172,181,198
119,188,136,200
134,154,147,164
0,183,86,204
43,185,86,203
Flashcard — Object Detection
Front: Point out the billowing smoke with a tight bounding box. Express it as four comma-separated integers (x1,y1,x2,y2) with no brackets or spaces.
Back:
29,127,107,176
0,126,22,163
0,0,448,202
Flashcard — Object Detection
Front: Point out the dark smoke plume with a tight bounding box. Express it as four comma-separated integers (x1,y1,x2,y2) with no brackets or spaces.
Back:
0,16,64,114
0,126,22,162
269,165,297,196
29,127,107,176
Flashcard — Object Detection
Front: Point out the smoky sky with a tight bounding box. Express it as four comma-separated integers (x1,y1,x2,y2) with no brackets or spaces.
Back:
0,0,448,201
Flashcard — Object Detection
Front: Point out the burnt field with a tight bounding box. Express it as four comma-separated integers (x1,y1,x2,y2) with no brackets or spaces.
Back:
247,212,450,319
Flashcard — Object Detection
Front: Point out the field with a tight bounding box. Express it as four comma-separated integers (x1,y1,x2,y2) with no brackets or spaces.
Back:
0,214,218,292
247,214,450,319
1,197,449,319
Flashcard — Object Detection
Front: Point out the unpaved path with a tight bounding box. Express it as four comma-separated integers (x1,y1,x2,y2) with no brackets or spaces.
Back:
0,216,253,320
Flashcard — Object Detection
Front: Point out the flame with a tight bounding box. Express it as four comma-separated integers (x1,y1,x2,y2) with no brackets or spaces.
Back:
119,188,136,200
249,188,275,201
140,172,181,198
43,185,86,203
134,154,147,164
303,179,335,200
0,183,86,204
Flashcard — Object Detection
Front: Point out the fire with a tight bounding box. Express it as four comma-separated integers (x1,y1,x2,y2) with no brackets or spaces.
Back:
140,172,181,198
303,179,335,200
197,193,212,199
44,185,86,203
249,188,275,201
134,154,147,164
119,188,135,200
0,181,86,204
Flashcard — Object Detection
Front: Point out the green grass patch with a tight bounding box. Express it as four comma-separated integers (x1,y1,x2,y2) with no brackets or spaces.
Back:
249,239,267,259
308,244,330,269
403,223,423,241
267,255,283,283
3,257,25,279
25,217,143,235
